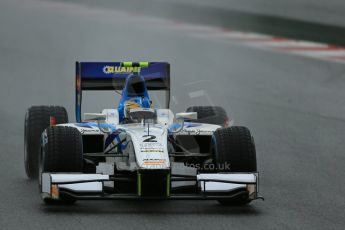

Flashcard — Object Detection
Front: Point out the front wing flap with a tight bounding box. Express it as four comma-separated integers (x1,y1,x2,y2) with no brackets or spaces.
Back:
41,172,261,201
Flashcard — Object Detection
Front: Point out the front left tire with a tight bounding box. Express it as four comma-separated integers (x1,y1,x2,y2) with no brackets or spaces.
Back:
40,126,83,204
24,106,68,179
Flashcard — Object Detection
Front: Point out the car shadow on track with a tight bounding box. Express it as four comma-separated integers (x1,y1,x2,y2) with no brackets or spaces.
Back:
39,200,263,216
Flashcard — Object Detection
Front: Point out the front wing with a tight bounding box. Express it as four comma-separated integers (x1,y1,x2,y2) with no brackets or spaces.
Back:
41,172,262,201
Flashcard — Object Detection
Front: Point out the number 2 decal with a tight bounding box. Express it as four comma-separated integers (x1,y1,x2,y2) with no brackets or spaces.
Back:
143,135,157,142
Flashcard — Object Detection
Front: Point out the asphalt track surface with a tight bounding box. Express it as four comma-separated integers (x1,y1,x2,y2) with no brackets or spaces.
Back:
51,0,345,27
1,0,345,229
50,0,345,46
152,0,345,27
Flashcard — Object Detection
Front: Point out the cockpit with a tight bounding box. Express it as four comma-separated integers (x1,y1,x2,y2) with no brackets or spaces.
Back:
117,74,153,123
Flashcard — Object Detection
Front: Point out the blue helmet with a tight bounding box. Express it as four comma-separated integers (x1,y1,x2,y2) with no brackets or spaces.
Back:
117,74,151,122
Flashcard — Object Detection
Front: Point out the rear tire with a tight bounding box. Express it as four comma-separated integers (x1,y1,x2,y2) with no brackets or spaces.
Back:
211,126,257,205
40,126,83,205
24,106,68,179
186,106,229,127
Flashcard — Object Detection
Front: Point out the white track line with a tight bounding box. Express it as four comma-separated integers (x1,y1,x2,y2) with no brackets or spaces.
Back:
168,21,345,63
34,0,345,64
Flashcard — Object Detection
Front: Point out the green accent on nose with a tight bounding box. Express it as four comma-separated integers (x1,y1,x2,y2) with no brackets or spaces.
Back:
166,173,171,197
137,173,142,196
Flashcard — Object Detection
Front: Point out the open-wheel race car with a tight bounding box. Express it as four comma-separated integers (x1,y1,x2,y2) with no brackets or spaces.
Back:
24,62,262,205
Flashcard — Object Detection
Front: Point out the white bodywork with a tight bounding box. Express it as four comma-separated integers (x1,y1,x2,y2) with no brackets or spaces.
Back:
41,108,259,200
59,109,221,171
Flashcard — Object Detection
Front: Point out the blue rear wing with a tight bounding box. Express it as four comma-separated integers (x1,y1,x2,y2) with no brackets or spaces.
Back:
76,62,170,122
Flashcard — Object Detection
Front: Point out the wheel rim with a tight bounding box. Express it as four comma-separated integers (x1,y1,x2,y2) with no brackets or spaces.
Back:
24,112,29,175
211,134,218,163
38,146,43,187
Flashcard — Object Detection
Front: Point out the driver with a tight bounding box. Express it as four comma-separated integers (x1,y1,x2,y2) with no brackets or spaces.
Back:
118,74,152,123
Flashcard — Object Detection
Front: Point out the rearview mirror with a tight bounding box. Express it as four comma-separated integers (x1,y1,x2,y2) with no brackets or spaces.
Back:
83,113,107,122
175,112,197,121
169,112,197,133
83,113,111,133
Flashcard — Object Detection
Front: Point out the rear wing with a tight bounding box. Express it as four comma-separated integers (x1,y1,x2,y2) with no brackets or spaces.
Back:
76,62,170,122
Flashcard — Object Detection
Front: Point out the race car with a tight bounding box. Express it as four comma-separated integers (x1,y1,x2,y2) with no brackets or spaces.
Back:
24,62,262,205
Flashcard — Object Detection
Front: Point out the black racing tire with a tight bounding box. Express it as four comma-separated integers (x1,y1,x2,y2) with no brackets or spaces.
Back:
186,106,229,127
40,126,83,205
24,106,68,179
212,126,257,172
41,126,83,172
211,126,257,206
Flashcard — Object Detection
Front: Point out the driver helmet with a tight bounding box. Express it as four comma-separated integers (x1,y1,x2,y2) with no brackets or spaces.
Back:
124,98,143,119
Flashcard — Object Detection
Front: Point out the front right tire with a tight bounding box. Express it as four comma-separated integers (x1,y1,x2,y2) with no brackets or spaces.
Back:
186,106,229,127
211,126,257,205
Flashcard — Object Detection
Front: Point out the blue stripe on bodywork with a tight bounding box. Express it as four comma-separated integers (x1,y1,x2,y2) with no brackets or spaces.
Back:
74,122,117,130
104,129,128,150
168,122,202,133
184,122,202,128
